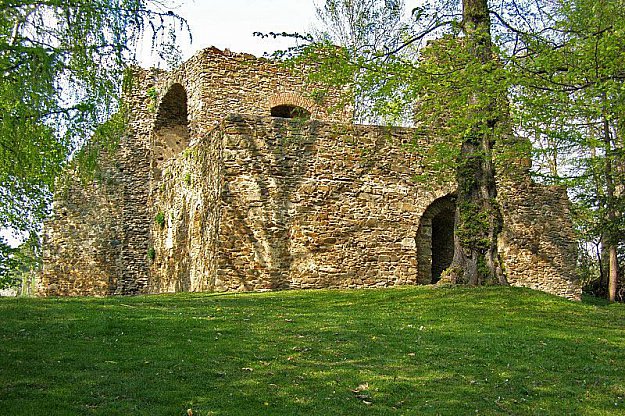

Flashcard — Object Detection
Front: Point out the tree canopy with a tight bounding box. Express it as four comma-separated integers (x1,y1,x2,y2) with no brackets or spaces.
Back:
513,0,625,300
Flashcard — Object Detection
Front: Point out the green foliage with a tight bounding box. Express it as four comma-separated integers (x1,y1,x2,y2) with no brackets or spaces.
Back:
146,87,159,100
0,238,18,288
455,201,491,251
154,211,166,228
146,86,159,112
308,88,327,105
512,0,625,293
71,105,129,184
147,247,156,261
306,0,416,123
0,287,624,414
0,232,41,291
314,0,405,53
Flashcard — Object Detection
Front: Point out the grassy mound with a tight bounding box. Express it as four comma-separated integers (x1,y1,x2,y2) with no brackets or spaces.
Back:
1,286,624,415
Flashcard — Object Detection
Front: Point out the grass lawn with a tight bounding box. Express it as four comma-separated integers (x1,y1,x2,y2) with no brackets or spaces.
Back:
1,286,624,415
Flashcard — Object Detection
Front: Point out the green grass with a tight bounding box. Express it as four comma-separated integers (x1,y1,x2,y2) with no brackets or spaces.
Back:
1,286,624,415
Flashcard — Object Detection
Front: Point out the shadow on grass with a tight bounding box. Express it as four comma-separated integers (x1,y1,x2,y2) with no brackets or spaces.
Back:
581,293,612,306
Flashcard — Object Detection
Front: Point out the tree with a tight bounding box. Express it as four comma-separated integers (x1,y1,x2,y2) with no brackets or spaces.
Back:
1,232,41,294
301,0,514,284
441,0,506,285
513,0,625,301
305,0,625,297
313,0,408,122
0,0,188,286
314,0,406,54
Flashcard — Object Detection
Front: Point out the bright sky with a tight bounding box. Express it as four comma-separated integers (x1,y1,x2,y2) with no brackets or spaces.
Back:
138,0,319,65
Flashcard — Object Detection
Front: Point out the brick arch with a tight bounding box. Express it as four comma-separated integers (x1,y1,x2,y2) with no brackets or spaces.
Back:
268,93,323,120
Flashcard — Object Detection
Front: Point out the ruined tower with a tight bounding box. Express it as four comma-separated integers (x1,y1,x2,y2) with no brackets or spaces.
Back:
40,47,580,299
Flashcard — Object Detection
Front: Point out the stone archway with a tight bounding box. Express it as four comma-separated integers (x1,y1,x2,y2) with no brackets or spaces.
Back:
416,194,456,284
152,83,189,178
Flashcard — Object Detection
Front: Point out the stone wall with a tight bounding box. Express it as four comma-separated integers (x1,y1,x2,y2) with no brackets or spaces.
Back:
150,47,351,142
147,116,581,298
216,117,453,291
40,166,123,296
148,127,223,292
149,116,455,292
115,68,160,294
492,140,581,300
498,180,580,299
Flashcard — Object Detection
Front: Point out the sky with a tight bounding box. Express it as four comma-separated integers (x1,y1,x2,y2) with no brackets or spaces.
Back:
138,0,320,66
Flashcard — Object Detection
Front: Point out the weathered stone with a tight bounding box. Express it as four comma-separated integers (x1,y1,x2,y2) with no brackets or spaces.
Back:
40,46,581,300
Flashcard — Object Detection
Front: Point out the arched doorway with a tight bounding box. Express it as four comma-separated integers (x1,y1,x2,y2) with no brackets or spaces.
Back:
152,83,190,177
416,195,456,284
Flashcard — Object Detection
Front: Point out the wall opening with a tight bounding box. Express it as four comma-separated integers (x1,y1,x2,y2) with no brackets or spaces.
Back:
430,204,455,282
416,194,456,284
152,83,190,176
270,104,311,119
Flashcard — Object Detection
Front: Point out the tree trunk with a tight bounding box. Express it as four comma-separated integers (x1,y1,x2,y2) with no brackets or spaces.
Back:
445,0,507,285
603,113,619,302
608,245,618,302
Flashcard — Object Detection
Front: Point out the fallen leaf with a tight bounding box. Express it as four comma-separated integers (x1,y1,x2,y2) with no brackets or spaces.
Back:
352,383,369,392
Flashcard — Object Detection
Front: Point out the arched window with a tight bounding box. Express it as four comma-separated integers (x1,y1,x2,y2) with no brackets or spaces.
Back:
416,194,456,284
152,83,190,175
270,104,311,120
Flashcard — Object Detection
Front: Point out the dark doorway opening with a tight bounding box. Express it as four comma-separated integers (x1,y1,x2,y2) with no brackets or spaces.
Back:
152,83,190,178
416,194,456,284
430,205,455,283
270,104,311,119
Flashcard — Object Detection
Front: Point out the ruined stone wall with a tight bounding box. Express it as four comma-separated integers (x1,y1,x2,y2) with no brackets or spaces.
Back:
144,47,352,292
41,47,351,296
40,66,162,296
181,47,351,127
149,116,455,292
498,180,580,299
148,127,223,293
114,69,162,294
40,66,167,296
216,117,439,291
150,47,350,144
492,140,581,300
40,167,123,296
147,116,580,297
40,46,581,299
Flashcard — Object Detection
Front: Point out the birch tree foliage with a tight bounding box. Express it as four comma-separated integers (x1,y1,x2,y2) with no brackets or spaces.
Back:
0,0,187,286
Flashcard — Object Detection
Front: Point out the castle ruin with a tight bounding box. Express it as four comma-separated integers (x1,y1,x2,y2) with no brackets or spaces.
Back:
40,47,581,299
